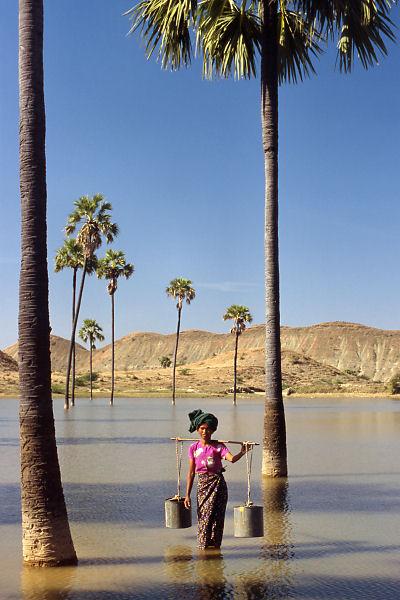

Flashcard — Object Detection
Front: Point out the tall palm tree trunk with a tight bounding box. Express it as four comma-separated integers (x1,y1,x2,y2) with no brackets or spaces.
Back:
71,268,77,407
89,340,93,401
233,330,239,406
261,0,287,477
65,261,87,409
110,293,115,406
172,306,182,405
18,0,76,565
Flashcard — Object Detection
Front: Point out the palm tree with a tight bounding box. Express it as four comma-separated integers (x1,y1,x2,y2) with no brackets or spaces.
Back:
55,238,97,407
78,319,105,401
63,194,118,409
223,305,253,406
126,0,395,476
166,278,196,405
18,0,76,565
97,250,134,405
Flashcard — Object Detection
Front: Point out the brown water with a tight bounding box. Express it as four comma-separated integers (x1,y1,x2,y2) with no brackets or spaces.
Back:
1,396,400,599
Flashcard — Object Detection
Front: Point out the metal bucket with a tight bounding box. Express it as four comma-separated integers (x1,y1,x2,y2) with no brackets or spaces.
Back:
234,504,264,537
165,497,192,529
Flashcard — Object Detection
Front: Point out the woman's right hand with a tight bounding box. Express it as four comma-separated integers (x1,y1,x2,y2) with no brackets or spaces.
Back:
184,495,191,509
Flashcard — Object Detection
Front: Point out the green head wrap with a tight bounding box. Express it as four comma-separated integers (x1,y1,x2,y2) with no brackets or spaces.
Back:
188,409,218,433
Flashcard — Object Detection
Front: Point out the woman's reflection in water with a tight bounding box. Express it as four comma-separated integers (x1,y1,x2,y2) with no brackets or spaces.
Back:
164,545,231,600
196,548,231,600
164,544,194,584
234,478,294,600
21,565,76,600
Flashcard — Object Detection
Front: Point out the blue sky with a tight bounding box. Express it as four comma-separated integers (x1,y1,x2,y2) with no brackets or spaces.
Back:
1,2,399,349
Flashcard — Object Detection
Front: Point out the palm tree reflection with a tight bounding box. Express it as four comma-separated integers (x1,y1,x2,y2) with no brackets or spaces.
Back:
21,565,76,600
234,477,294,599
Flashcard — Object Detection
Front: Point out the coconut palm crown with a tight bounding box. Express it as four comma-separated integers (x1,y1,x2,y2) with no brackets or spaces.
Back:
65,194,119,258
166,277,196,308
223,304,253,335
96,249,135,294
78,319,105,350
54,238,98,274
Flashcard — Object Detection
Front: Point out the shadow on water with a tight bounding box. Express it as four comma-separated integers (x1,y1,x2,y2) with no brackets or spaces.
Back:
57,436,171,446
3,474,400,528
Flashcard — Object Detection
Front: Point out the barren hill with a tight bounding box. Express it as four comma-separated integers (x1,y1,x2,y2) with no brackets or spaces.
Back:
0,350,18,372
4,335,89,372
90,322,400,382
4,321,400,385
280,321,400,382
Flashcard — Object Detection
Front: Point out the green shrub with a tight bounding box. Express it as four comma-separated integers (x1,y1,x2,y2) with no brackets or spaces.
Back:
344,369,358,376
179,368,190,376
51,384,65,395
387,373,400,394
159,356,172,368
75,372,99,387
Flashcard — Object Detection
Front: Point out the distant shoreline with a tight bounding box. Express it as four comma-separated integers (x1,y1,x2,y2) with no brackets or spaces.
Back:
1,391,397,400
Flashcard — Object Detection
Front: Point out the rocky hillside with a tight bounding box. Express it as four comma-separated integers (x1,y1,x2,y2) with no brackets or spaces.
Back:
280,322,400,382
90,322,400,382
4,335,89,372
0,350,18,372
3,322,400,384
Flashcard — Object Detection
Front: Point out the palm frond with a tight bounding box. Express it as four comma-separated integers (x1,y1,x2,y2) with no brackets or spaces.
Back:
54,238,85,271
336,3,396,72
278,7,323,84
126,0,197,69
293,0,396,71
166,277,196,305
197,0,261,79
97,250,135,289
79,318,105,347
223,303,253,325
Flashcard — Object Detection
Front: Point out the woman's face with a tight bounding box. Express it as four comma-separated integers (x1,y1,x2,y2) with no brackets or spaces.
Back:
197,423,214,442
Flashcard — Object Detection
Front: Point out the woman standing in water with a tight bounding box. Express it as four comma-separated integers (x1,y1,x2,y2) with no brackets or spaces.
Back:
184,409,249,549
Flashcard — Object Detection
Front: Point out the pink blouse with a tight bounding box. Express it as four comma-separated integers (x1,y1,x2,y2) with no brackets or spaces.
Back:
188,441,230,474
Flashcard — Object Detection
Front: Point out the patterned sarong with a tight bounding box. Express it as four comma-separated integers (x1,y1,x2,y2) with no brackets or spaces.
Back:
197,472,228,549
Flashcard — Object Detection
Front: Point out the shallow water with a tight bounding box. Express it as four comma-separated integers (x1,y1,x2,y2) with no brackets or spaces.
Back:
1,396,400,599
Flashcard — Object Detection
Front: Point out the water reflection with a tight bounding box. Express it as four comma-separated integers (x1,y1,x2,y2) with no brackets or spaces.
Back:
234,478,294,599
164,545,232,599
196,549,230,600
2,397,400,600
164,544,194,583
21,565,76,600
262,477,293,561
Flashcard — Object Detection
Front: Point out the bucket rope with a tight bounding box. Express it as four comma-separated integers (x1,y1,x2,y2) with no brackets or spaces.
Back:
245,443,254,506
174,439,184,499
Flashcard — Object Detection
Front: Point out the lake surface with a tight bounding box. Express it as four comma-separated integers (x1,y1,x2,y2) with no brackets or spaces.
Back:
1,396,400,599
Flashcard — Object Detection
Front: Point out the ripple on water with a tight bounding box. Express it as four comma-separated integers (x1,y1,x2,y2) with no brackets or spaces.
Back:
1,397,400,600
